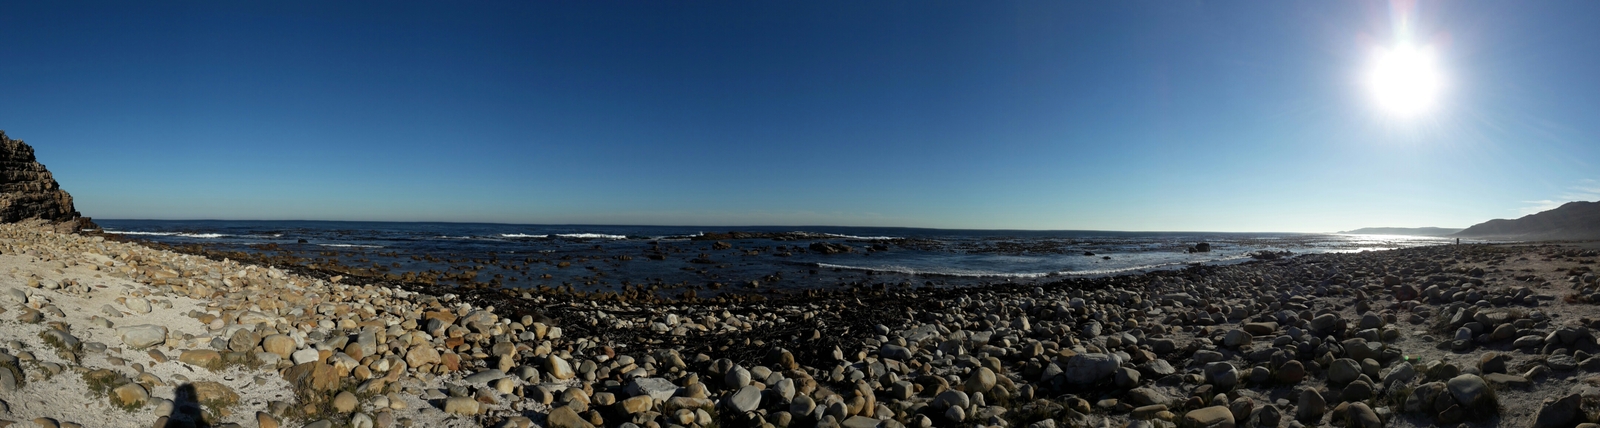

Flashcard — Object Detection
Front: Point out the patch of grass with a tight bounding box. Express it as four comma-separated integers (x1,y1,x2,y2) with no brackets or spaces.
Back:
83,369,130,398
219,351,264,372
38,331,81,354
1384,384,1414,409
287,377,365,426
0,361,25,389
22,360,55,382
113,397,143,412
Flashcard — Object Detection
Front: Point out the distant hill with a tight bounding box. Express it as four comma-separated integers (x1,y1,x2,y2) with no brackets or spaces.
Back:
1454,201,1600,241
1338,227,1462,237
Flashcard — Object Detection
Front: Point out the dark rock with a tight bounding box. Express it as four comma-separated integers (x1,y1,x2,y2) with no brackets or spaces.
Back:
0,131,93,230
1531,393,1583,428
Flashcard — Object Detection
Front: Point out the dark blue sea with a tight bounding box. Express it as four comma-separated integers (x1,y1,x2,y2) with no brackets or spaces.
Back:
92,220,1453,292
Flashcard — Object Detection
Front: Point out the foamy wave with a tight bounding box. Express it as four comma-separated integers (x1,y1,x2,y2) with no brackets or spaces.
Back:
556,233,628,240
105,231,227,238
318,244,384,248
823,234,898,240
500,234,549,238
651,232,704,241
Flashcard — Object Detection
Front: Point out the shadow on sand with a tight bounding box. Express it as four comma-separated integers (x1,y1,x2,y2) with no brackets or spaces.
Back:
161,383,213,428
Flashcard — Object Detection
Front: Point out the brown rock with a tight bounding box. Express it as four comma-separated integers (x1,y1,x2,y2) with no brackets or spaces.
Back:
227,329,259,353
178,350,223,370
618,395,653,414
256,412,280,428
548,406,596,428
333,391,357,413
111,383,149,408
261,334,296,358
405,345,440,367
441,353,461,372
443,396,479,415
282,362,341,392
189,381,239,407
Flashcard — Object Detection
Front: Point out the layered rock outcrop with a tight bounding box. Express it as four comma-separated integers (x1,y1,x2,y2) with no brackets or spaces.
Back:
0,130,94,230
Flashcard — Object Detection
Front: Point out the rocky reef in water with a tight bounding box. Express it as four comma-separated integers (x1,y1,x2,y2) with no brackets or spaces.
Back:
0,130,95,231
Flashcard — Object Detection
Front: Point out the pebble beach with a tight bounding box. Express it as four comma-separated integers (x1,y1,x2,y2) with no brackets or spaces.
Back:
2,220,1599,428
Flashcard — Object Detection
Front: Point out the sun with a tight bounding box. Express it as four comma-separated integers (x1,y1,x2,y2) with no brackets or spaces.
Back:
1367,43,1444,117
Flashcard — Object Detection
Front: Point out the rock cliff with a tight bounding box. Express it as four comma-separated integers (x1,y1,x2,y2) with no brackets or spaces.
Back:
0,130,94,231
1454,201,1600,241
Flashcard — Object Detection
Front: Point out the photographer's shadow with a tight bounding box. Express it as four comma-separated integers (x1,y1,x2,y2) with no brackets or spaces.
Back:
161,383,212,428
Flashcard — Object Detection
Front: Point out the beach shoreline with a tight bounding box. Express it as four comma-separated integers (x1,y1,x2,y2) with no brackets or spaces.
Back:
2,220,1598,428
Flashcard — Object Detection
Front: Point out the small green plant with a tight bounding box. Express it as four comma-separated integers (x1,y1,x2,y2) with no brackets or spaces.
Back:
219,351,264,372
201,398,233,424
84,371,127,397
0,361,25,388
38,331,80,354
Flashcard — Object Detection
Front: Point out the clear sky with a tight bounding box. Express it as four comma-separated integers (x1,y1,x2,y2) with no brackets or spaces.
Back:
3,1,1598,232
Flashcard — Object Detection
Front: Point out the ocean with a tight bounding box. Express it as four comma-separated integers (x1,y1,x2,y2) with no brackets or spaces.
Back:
92,220,1454,293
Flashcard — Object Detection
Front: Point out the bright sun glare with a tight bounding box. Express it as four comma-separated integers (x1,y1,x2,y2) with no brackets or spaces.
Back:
1367,43,1444,117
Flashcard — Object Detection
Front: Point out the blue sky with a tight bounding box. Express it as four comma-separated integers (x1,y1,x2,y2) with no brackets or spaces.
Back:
2,1,1598,232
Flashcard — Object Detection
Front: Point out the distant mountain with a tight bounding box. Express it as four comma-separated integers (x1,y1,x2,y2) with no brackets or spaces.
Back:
1338,227,1462,237
1454,201,1600,241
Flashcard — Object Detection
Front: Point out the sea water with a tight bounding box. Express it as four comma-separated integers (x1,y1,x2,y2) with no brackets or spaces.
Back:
93,220,1453,292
